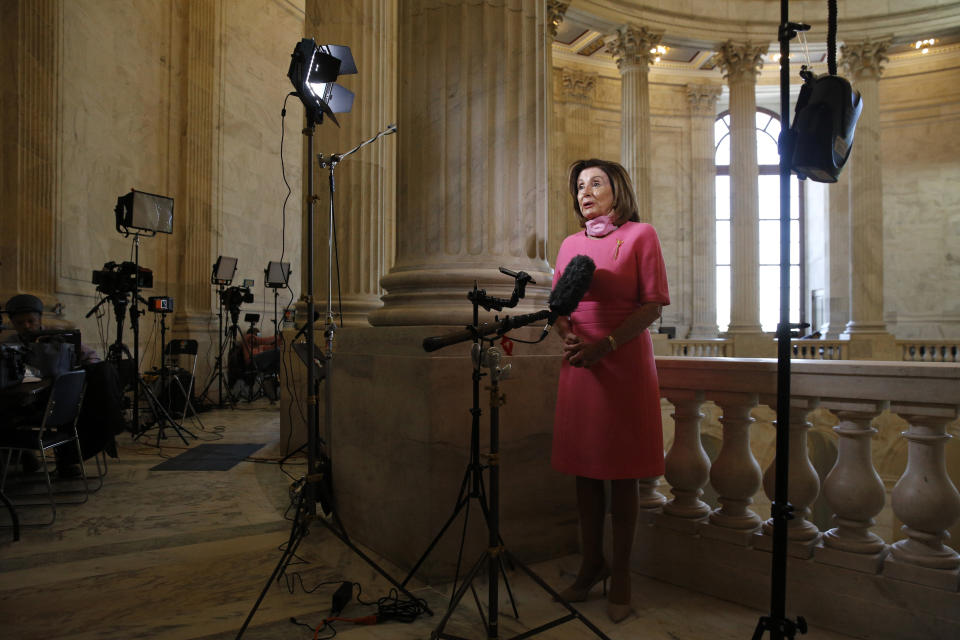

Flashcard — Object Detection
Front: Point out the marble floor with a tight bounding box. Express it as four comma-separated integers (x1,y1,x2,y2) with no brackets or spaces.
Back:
0,403,857,640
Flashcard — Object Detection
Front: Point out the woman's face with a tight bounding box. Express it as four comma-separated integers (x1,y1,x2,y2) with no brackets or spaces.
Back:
576,167,614,220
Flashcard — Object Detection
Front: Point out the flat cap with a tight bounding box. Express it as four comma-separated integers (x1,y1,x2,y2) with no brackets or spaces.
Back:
5,294,44,316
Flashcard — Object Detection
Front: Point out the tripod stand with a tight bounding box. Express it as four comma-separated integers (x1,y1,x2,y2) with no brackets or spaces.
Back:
140,309,197,444
424,334,611,640
198,298,246,408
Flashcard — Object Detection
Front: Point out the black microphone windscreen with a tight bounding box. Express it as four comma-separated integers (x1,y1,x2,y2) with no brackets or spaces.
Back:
548,255,595,316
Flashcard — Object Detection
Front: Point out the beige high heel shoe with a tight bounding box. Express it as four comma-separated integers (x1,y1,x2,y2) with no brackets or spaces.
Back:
606,600,632,623
555,565,610,603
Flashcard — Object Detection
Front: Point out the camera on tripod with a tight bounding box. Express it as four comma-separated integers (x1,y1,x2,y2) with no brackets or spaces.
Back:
221,286,254,311
147,296,174,314
92,261,153,295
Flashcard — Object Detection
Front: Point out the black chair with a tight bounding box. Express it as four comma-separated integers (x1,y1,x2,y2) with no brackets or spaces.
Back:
0,370,89,526
163,339,200,421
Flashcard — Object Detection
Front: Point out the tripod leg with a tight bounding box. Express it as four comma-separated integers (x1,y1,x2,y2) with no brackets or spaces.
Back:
236,492,310,640
430,551,487,640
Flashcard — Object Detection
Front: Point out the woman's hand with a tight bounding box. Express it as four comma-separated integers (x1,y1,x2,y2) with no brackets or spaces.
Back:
562,333,610,368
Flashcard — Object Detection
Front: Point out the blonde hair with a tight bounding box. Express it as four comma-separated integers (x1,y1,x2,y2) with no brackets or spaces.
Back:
567,158,640,228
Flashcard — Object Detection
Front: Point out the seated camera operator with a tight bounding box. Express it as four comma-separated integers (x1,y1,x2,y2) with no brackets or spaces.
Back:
2,294,124,477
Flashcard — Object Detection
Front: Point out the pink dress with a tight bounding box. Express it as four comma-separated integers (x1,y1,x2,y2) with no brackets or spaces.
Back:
551,221,670,480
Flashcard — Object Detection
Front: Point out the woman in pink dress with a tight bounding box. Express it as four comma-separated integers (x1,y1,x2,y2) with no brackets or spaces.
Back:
552,159,670,623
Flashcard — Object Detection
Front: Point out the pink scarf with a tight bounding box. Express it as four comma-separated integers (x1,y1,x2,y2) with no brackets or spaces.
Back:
585,214,618,238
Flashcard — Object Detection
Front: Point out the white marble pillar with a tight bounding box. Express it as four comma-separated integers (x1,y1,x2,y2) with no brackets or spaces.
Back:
715,42,766,336
176,0,218,318
548,68,598,264
822,168,850,337
841,40,889,336
0,0,60,306
605,25,660,224
686,83,722,338
305,0,398,327
545,2,570,267
370,0,552,326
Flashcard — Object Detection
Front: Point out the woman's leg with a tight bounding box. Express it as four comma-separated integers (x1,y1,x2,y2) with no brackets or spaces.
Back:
608,478,638,605
574,475,606,583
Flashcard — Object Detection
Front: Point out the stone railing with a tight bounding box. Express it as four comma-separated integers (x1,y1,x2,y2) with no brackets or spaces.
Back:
790,338,847,360
668,338,731,357
898,340,960,363
640,357,960,640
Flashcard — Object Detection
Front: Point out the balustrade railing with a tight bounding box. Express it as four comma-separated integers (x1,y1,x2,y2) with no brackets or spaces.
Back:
898,340,960,362
668,339,730,357
654,357,960,588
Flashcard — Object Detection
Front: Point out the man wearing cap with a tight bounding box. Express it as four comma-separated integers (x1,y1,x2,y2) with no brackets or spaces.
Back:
2,294,101,365
3,294,119,477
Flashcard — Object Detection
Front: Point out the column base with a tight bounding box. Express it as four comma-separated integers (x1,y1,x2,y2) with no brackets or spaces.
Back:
727,332,776,358
279,324,576,582
839,330,898,360
370,264,552,327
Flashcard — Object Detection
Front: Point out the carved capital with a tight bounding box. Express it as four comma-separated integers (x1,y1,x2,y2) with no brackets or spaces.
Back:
604,25,662,72
713,41,767,83
547,0,570,39
841,39,891,81
686,83,722,116
560,68,598,102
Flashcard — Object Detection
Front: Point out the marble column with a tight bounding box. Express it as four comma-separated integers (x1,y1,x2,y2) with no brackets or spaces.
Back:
305,0,398,327
175,0,218,323
548,67,598,264
0,0,60,307
546,0,572,266
840,40,889,337
605,25,660,224
715,42,766,336
822,167,850,337
370,0,551,326
686,83,722,338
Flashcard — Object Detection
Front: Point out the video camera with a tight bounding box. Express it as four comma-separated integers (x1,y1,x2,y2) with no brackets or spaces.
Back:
221,285,254,310
92,261,153,295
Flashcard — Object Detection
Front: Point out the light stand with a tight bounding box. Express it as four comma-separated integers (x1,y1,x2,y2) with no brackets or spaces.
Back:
236,40,420,637
198,256,238,408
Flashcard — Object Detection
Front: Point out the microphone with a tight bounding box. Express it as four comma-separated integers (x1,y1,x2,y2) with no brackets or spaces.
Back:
541,254,596,339
421,255,595,353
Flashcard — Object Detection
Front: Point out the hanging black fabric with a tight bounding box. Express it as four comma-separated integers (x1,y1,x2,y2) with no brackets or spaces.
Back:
787,0,862,183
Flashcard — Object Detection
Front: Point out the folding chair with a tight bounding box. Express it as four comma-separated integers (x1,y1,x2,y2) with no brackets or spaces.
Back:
0,370,89,527
164,339,203,424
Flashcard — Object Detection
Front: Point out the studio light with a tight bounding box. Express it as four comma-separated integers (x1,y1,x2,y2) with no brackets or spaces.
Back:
287,39,357,127
115,189,174,236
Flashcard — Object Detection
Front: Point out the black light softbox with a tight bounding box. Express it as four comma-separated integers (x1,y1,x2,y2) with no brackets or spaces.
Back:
789,70,863,183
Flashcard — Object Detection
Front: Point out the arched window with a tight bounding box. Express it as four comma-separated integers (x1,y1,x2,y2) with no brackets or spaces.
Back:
714,108,804,333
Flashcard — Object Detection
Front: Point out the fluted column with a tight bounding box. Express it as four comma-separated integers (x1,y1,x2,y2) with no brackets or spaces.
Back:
822,167,850,337
759,400,822,556
545,0,572,266
841,40,889,336
885,413,960,588
549,68,598,264
0,0,60,306
176,0,218,317
662,391,711,528
370,0,551,326
715,42,766,335
687,83,722,338
605,25,660,223
705,393,763,540
305,0,397,326
817,410,888,572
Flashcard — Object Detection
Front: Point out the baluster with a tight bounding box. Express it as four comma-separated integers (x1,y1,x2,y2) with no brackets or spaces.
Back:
884,412,960,590
662,391,711,532
702,392,762,545
757,398,822,557
816,410,889,572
